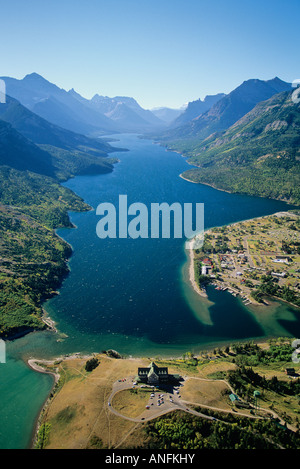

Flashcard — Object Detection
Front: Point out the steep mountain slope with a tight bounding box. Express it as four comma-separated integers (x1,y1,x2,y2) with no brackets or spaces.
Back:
0,95,115,155
0,119,55,177
106,102,151,128
89,94,164,131
150,107,184,124
111,96,163,126
0,73,118,135
0,90,117,336
1,73,166,135
0,165,92,337
158,77,292,142
180,90,300,204
0,93,126,183
171,93,226,127
0,117,118,185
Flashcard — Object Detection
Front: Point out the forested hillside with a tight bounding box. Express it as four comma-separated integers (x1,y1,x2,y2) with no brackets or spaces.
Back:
0,96,122,337
170,90,300,204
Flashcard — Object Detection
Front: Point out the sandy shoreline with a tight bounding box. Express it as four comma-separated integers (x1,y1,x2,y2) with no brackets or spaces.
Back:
187,240,207,298
27,353,93,379
179,173,199,184
27,358,60,383
179,172,232,193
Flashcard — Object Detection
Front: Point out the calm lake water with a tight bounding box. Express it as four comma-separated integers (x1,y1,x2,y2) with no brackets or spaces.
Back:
1,133,299,448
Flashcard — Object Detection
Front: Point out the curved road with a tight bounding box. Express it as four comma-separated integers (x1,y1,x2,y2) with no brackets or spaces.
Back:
107,377,216,423
107,375,297,433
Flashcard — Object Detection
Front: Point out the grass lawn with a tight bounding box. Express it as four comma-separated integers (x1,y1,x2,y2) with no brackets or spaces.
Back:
112,389,150,418
181,378,231,410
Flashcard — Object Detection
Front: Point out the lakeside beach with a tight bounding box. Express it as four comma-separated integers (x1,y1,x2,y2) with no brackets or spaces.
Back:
187,240,208,298
179,172,232,193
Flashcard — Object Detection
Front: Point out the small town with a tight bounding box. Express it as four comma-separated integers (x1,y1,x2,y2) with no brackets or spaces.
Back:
193,211,300,307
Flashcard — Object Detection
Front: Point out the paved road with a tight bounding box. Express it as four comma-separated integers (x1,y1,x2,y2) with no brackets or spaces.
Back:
107,375,297,433
108,377,228,424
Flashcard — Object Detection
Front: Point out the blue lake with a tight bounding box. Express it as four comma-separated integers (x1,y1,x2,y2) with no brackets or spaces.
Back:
1,133,299,448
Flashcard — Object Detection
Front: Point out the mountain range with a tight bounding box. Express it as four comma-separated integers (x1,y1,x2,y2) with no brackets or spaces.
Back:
0,73,298,203
0,73,167,135
89,94,163,131
150,76,300,204
0,93,124,183
150,107,185,124
157,77,292,141
0,95,113,154
0,71,299,337
177,89,300,204
170,93,226,128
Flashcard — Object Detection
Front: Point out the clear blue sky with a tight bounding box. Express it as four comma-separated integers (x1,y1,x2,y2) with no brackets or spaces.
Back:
0,0,299,109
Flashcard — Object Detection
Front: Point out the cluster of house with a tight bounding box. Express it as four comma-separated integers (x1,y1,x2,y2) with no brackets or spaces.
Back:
237,252,248,264
219,252,247,269
219,254,234,271
201,251,297,290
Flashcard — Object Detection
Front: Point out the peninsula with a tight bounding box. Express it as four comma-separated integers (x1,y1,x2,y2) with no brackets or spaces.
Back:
190,211,300,308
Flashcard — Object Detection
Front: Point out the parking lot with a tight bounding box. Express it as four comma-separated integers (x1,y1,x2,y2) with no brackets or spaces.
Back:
107,378,189,422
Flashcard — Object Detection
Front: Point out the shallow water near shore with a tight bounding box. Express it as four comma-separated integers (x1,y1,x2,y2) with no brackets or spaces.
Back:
1,133,300,449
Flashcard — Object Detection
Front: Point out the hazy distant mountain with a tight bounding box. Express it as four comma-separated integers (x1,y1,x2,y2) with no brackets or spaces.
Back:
0,95,115,155
105,101,153,129
0,73,118,135
0,73,166,135
89,94,164,131
158,77,292,141
170,93,226,127
0,92,126,185
150,107,184,124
